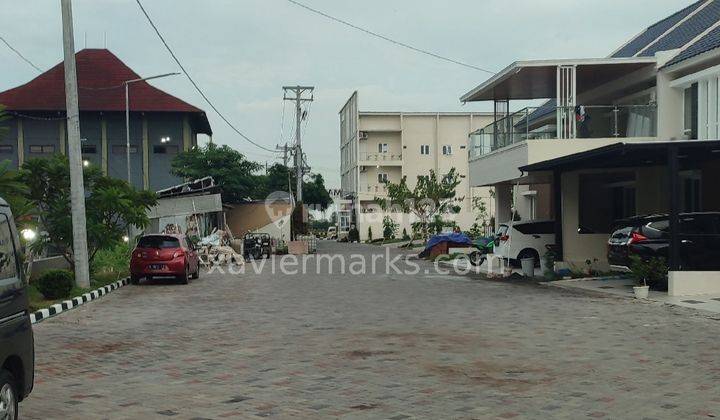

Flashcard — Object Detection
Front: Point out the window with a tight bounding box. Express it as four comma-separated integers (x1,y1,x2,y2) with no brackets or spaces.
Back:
684,83,698,139
442,145,452,155
377,173,388,183
0,214,17,281
0,145,13,154
112,145,138,154
420,145,430,155
29,145,55,154
137,235,180,249
378,143,388,153
514,221,554,235
81,144,97,154
153,145,179,154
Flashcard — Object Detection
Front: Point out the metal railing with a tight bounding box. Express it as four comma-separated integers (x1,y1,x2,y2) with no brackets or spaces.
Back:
359,152,402,162
358,183,388,195
469,104,657,158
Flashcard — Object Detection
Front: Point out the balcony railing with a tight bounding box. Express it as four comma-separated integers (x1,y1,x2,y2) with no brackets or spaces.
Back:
358,183,388,195
469,104,657,158
359,152,403,162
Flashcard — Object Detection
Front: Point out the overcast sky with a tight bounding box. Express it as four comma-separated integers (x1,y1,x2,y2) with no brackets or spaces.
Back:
0,0,692,188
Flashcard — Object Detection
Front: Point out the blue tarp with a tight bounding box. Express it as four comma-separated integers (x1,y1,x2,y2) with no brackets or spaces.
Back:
424,233,472,251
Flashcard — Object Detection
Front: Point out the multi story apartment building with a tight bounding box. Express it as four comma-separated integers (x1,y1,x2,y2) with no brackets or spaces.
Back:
340,91,494,241
0,49,211,191
461,0,720,295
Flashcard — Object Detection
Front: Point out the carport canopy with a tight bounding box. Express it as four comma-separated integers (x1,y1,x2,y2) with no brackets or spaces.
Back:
519,140,720,172
519,140,720,272
460,57,657,102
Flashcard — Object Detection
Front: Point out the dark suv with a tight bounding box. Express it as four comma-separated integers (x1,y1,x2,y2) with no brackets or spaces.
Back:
0,198,34,420
608,212,720,281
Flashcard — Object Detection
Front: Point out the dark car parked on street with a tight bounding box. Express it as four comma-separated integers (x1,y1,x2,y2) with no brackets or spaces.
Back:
608,212,720,287
0,198,34,420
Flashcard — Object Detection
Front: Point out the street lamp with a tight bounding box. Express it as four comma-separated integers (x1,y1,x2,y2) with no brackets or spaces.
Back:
124,72,180,185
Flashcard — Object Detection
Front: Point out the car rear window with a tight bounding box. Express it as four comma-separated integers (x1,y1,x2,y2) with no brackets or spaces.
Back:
641,220,669,239
514,221,554,235
137,236,181,249
497,225,509,236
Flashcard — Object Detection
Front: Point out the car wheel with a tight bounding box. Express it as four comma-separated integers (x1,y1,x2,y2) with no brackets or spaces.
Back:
517,249,540,268
191,266,200,280
179,266,189,284
0,369,19,420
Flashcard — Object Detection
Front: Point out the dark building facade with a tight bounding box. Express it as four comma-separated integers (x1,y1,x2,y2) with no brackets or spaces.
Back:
0,49,212,191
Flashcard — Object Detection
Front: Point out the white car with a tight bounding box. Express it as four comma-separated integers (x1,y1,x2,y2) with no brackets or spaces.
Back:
493,220,555,266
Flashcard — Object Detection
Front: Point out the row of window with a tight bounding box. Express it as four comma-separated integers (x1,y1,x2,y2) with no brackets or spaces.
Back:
376,143,458,155
0,144,179,155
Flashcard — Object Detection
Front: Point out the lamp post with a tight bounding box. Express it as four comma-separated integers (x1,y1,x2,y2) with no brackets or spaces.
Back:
124,72,179,185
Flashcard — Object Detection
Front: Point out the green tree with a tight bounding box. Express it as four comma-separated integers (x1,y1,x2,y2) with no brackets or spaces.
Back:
382,216,398,240
303,173,332,211
19,155,157,270
171,143,263,203
376,168,461,242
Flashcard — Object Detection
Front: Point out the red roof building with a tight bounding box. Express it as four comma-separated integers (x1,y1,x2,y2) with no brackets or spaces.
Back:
0,49,212,190
0,48,211,134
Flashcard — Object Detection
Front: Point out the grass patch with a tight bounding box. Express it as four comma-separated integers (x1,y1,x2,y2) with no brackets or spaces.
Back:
28,265,130,313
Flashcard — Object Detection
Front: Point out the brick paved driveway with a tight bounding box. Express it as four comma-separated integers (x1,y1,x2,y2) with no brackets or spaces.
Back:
22,242,720,419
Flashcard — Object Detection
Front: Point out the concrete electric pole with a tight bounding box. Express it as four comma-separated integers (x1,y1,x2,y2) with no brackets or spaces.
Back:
282,86,313,203
60,0,90,288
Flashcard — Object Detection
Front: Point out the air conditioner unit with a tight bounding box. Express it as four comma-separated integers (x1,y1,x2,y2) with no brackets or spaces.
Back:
359,131,368,140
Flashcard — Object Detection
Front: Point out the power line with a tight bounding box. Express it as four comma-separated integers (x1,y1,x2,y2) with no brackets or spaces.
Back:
284,0,496,74
0,34,42,73
134,0,280,154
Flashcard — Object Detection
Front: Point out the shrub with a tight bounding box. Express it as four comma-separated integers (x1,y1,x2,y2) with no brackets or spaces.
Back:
402,228,410,241
629,255,668,287
368,226,373,242
382,216,398,240
35,269,74,299
91,242,131,276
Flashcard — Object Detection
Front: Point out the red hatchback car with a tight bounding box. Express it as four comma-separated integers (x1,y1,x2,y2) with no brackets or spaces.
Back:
130,234,200,284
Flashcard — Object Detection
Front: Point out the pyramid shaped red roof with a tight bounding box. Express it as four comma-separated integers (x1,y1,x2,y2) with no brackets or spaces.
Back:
0,49,211,133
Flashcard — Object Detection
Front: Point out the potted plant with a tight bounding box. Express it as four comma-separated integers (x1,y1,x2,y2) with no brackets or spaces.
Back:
629,255,667,299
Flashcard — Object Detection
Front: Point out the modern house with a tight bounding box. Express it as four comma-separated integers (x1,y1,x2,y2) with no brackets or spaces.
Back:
340,91,494,241
0,48,212,191
461,0,720,296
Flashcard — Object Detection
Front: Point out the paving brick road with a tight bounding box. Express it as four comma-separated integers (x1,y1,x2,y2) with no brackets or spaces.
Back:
22,242,720,419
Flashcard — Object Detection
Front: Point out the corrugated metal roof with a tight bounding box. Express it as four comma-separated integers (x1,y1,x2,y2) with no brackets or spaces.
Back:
666,20,720,66
612,0,706,57
640,0,720,57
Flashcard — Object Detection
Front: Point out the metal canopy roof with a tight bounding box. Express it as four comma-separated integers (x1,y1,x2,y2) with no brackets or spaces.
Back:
460,57,657,103
519,140,720,173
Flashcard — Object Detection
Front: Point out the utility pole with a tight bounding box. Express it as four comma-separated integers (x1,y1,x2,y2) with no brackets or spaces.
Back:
60,0,90,288
282,86,313,203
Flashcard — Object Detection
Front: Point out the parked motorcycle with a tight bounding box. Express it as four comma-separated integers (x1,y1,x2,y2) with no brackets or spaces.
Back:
468,236,495,266
243,233,271,259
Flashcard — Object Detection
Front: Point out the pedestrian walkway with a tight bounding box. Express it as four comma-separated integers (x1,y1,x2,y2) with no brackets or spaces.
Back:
550,276,720,315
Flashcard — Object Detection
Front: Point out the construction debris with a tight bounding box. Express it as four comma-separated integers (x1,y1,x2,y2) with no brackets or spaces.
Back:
196,229,244,267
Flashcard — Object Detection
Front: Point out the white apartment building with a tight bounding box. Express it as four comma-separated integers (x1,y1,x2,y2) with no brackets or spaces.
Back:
340,92,494,241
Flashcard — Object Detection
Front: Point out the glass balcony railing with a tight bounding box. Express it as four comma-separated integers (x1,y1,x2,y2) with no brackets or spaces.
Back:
358,183,388,195
469,104,657,158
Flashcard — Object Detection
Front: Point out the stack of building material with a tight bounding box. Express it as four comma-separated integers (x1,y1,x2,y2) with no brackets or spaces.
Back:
197,229,244,267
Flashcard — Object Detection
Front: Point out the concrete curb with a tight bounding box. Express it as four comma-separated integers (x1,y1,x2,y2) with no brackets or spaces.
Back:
30,277,130,324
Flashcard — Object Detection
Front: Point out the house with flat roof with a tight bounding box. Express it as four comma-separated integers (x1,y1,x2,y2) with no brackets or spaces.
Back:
462,0,720,296
0,48,212,191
